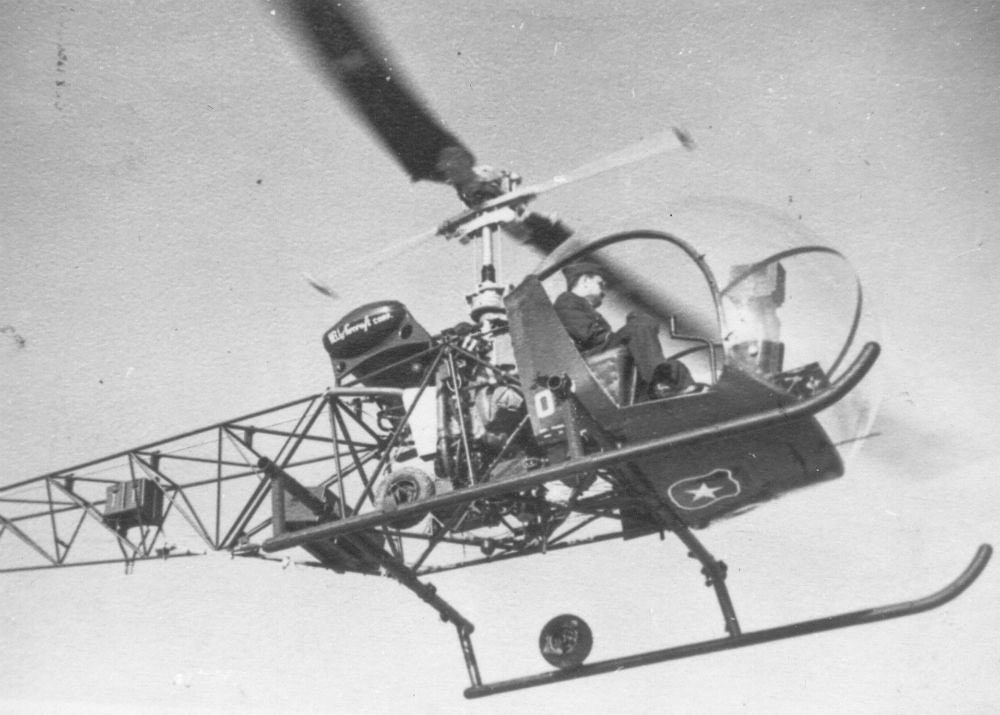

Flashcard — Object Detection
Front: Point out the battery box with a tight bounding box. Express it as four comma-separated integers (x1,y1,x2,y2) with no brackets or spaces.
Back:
104,478,165,530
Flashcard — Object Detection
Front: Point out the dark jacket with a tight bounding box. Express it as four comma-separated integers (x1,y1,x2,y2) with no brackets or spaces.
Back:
553,291,612,353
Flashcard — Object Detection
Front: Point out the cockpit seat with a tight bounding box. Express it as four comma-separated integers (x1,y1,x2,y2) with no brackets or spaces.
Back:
586,346,706,405
584,346,637,406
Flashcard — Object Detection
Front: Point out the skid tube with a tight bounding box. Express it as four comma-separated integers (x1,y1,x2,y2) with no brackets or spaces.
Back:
464,543,991,698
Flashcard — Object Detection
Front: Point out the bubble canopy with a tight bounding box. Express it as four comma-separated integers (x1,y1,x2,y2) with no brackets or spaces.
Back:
533,197,880,463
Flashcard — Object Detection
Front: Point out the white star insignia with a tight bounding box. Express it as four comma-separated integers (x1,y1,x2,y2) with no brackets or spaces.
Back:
685,482,722,502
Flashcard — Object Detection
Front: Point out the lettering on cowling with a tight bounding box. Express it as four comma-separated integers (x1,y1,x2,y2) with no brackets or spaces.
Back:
327,310,393,345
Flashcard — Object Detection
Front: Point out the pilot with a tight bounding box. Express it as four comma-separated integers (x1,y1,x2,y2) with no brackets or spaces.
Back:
554,261,691,399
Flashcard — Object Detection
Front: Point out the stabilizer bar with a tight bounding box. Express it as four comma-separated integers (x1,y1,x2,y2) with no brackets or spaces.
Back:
464,543,991,698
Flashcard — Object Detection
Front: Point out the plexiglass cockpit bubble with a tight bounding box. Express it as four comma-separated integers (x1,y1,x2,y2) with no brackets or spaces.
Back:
534,192,881,468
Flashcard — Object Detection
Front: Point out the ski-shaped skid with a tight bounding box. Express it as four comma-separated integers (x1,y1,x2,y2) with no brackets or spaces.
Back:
464,544,992,699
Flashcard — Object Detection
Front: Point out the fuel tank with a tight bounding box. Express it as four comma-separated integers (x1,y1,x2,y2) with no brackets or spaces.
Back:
322,300,432,387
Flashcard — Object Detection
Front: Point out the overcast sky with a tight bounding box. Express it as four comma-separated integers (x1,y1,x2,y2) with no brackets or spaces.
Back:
1,1,998,712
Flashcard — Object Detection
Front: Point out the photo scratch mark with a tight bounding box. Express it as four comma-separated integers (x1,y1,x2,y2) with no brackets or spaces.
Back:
55,43,68,111
954,240,985,259
54,7,71,112
0,325,26,350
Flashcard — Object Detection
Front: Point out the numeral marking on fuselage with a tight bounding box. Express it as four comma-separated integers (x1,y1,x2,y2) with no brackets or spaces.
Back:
535,389,555,418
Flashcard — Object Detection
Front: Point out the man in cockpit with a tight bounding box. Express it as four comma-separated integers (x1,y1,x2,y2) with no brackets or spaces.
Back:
554,261,691,399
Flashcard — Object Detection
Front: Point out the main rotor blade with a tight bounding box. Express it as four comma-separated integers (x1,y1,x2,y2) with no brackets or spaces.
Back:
537,240,719,339
274,0,476,185
603,259,718,338
302,272,338,299
438,128,694,242
494,128,693,209
522,127,694,198
309,130,695,291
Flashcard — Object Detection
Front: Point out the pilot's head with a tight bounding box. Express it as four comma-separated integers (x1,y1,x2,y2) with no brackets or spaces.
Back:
563,261,608,308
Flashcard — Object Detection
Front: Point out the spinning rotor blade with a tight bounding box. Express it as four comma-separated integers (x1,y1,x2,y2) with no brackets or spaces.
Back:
511,128,694,204
302,272,338,299
606,260,718,338
440,128,695,241
539,240,720,339
501,212,576,255
275,0,476,186
500,130,709,335
306,130,695,294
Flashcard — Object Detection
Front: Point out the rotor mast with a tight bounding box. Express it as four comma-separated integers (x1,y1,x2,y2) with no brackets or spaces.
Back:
463,171,520,329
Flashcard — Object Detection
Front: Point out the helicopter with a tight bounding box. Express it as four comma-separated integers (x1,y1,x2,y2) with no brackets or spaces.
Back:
0,0,991,701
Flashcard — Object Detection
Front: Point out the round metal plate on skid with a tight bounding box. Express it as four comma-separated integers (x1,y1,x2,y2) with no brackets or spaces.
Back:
538,614,593,669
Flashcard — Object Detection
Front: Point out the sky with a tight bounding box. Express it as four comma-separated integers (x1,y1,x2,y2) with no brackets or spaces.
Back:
1,1,998,712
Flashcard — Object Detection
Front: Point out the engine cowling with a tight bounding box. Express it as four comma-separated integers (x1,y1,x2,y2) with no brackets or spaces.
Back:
323,300,432,387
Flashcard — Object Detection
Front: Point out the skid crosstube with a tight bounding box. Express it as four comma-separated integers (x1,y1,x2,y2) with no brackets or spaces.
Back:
464,543,992,699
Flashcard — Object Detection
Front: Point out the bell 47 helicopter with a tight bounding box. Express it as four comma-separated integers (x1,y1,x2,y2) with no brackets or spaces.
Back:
0,0,990,699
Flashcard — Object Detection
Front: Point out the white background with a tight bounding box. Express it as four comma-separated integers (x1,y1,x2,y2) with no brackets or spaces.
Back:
1,1,997,712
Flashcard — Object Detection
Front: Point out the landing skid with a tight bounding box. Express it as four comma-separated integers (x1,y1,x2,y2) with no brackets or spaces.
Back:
463,542,991,699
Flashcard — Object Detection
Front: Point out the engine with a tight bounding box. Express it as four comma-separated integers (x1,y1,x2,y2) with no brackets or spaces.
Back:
323,300,432,387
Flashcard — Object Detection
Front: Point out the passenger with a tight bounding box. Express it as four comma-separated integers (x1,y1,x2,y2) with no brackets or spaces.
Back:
554,261,692,399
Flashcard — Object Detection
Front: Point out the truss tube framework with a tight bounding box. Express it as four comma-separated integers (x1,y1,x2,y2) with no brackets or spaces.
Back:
132,456,215,550
0,515,57,565
215,396,332,551
1,389,400,572
48,479,142,560
1,394,325,494
350,347,446,513
263,342,880,554
0,550,205,575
